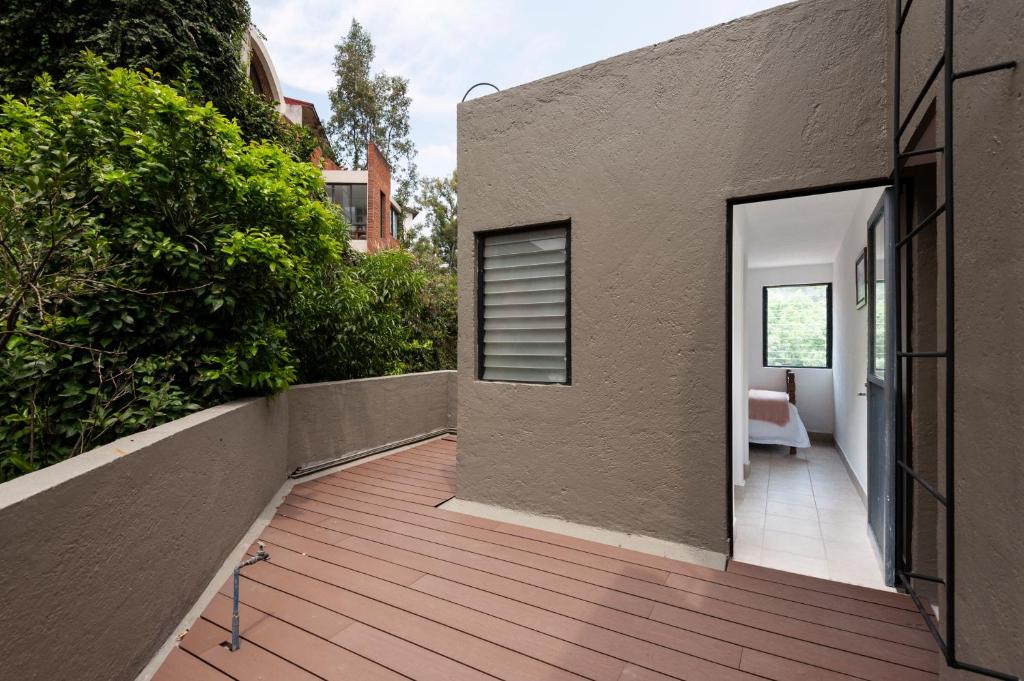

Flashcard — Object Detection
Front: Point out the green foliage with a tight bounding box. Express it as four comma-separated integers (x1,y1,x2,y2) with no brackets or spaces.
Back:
765,285,830,368
406,171,458,270
0,0,285,144
286,249,457,382
328,20,417,203
287,250,427,381
0,58,347,480
408,253,458,371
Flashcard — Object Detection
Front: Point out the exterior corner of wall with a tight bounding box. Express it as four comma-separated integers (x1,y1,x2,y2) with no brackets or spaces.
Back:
455,0,888,551
0,397,291,681
447,370,458,431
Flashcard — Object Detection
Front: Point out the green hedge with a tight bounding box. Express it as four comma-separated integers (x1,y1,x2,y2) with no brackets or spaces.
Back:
0,59,453,481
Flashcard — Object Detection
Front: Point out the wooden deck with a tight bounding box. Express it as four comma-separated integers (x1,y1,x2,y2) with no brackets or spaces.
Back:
153,435,939,681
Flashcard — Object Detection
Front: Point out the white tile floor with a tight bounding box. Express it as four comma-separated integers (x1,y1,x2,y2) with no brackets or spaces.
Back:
733,442,891,590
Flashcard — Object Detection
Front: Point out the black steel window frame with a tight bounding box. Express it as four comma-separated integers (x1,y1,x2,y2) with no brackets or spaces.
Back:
761,282,833,370
324,182,368,234
379,191,386,238
475,220,572,386
867,207,886,382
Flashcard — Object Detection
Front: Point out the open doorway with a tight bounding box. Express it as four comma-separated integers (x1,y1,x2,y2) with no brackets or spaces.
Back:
729,183,893,590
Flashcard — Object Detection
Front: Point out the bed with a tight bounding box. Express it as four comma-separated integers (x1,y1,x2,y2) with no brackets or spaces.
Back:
749,369,810,454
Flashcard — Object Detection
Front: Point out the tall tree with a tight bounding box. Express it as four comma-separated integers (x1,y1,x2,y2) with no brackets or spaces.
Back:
408,171,458,270
327,20,417,202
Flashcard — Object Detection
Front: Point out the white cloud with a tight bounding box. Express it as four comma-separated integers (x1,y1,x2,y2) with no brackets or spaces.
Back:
416,143,457,179
250,0,787,181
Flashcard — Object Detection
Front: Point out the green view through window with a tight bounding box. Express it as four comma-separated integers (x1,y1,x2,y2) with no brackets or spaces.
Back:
763,283,832,369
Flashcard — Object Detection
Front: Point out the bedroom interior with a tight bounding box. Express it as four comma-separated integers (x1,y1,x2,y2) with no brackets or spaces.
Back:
731,184,892,589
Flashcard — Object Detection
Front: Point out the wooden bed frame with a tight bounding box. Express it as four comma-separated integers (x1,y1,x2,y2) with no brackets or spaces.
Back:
785,369,797,455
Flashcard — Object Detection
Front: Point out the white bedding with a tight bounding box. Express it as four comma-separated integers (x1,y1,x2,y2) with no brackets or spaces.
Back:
749,402,811,448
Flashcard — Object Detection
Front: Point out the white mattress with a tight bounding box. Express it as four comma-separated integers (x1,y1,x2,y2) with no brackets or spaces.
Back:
749,402,811,448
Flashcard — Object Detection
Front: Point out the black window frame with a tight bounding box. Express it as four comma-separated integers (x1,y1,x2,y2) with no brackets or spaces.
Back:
475,220,572,386
762,282,833,369
379,191,386,238
324,182,367,237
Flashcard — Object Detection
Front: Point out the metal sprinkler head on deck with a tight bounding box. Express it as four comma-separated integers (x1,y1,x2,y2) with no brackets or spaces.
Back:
229,541,271,652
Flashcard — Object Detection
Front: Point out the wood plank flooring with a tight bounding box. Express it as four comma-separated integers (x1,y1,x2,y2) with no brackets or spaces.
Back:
153,435,938,681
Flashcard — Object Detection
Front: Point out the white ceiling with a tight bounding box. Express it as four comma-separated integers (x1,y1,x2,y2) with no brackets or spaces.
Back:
737,186,885,269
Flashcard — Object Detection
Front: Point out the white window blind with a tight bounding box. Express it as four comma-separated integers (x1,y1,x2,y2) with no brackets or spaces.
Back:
481,226,568,383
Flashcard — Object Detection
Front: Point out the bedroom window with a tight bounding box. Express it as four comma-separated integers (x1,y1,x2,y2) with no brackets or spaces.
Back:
478,223,569,384
763,283,832,369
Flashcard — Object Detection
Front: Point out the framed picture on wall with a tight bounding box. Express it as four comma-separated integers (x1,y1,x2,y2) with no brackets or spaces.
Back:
855,247,867,309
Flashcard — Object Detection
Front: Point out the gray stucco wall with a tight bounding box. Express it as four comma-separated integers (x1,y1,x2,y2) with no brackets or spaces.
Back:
287,370,455,470
456,0,890,552
912,3,1022,678
0,399,289,681
0,371,453,681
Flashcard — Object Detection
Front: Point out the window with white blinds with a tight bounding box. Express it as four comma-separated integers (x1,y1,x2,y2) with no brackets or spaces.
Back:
480,225,569,383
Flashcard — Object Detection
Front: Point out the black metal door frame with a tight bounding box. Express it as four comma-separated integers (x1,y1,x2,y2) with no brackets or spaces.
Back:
892,1,1016,678
866,191,896,587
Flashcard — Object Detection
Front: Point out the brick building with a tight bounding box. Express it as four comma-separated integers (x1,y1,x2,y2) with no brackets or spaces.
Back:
244,28,402,252
322,141,402,252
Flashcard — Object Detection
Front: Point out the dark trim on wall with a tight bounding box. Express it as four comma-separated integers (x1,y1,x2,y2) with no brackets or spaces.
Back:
474,220,572,385
833,436,868,505
762,282,834,369
475,233,486,381
725,205,735,555
728,177,892,206
725,177,890,560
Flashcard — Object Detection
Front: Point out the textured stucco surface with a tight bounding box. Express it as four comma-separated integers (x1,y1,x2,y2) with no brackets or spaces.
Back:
0,371,454,681
287,370,454,470
456,0,890,551
447,369,459,430
923,2,1022,678
0,399,290,681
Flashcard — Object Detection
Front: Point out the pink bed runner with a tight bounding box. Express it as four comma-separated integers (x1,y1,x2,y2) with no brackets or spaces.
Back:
748,389,791,426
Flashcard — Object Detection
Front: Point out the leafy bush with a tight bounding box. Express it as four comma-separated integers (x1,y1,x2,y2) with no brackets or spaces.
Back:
287,249,457,381
0,0,275,140
0,58,347,480
408,253,458,371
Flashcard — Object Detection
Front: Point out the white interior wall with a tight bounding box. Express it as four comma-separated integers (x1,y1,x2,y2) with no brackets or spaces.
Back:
831,189,884,492
731,210,749,485
746,264,835,434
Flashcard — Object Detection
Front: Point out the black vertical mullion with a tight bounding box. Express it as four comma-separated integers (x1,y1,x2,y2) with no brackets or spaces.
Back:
761,286,768,367
942,0,956,660
826,283,833,369
563,224,573,386
475,234,486,381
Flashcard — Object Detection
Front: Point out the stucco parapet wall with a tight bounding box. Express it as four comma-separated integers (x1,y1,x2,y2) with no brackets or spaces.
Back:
0,370,454,681
287,370,455,471
0,399,265,509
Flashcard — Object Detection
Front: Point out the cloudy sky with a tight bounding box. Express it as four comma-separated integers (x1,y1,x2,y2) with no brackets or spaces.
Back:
250,1,787,181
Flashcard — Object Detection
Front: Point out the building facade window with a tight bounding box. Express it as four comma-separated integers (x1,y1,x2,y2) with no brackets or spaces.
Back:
390,206,400,239
478,224,570,384
763,283,833,369
325,183,367,238
380,191,386,238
